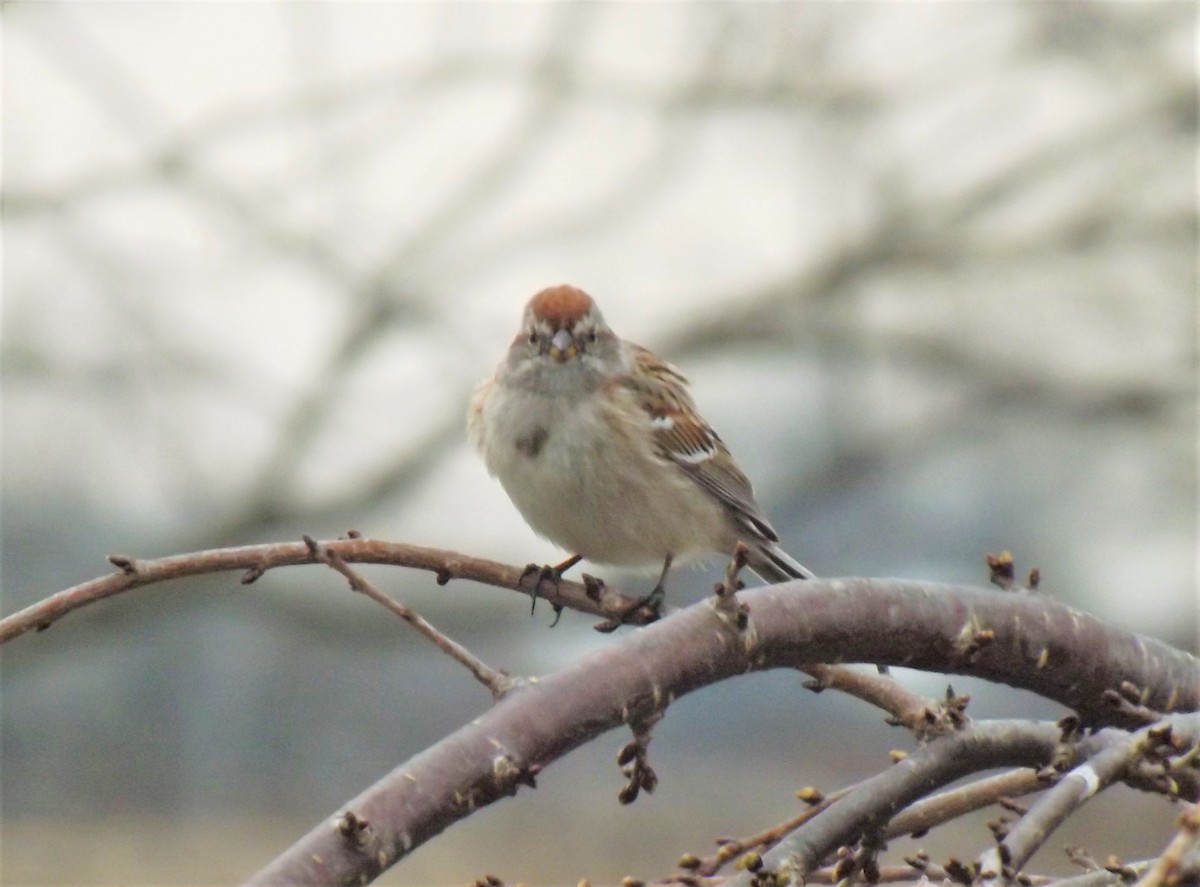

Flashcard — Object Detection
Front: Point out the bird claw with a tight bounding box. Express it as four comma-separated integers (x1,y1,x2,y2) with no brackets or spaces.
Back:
632,585,665,619
519,562,558,585
520,555,583,620
593,584,665,633
520,563,556,617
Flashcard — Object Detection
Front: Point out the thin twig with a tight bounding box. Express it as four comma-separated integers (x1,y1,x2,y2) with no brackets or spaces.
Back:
724,720,1064,887
0,537,657,645
800,665,969,737
303,536,515,698
710,542,751,627
657,860,1055,885
1052,861,1154,887
679,765,1044,880
1132,803,1200,887
677,787,849,877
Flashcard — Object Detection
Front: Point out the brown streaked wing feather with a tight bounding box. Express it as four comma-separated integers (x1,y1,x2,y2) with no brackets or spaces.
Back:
624,345,780,543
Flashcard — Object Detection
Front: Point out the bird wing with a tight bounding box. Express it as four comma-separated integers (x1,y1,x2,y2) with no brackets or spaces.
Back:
622,345,779,543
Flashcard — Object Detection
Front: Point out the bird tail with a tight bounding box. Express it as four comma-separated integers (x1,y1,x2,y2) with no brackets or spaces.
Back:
745,542,815,583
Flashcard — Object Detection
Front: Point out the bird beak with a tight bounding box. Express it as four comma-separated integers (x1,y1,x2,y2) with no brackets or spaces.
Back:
547,328,577,362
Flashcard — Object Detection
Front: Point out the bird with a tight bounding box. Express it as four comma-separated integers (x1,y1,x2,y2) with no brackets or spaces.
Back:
468,284,813,615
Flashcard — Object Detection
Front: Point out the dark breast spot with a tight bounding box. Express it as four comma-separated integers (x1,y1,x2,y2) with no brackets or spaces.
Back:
515,425,549,458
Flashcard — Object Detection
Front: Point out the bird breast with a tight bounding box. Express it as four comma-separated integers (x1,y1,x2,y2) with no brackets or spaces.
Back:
472,383,729,566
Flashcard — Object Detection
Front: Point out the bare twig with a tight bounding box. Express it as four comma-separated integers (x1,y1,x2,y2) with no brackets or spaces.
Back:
710,542,752,629
673,767,1042,880
724,720,1065,886
979,738,1138,884
886,767,1044,840
303,536,515,698
802,666,970,738
1104,681,1166,727
0,537,657,646
981,714,1200,884
675,787,847,877
1051,861,1153,887
889,853,1054,887
1133,803,1200,887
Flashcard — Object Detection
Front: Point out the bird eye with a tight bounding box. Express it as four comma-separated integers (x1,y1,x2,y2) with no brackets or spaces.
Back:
586,330,597,343
528,331,537,345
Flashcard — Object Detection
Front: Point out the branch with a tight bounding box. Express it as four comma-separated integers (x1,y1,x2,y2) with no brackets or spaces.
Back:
801,665,969,736
673,766,1043,879
1052,864,1154,887
0,537,658,646
724,720,1063,886
979,738,1137,883
1133,804,1200,887
238,577,1199,885
304,536,515,698
981,714,1200,883
6,547,1199,725
886,767,1043,840
7,539,1199,883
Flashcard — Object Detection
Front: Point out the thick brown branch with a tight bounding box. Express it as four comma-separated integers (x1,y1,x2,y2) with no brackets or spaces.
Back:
758,579,1200,727
240,579,1200,885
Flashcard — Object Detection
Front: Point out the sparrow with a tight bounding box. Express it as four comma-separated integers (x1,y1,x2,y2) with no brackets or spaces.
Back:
468,284,813,614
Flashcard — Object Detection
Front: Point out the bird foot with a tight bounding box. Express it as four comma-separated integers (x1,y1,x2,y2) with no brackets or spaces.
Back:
630,585,665,620
594,584,664,634
520,554,584,619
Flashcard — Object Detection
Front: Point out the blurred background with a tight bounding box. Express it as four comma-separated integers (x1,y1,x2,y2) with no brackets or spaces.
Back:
2,3,1196,884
